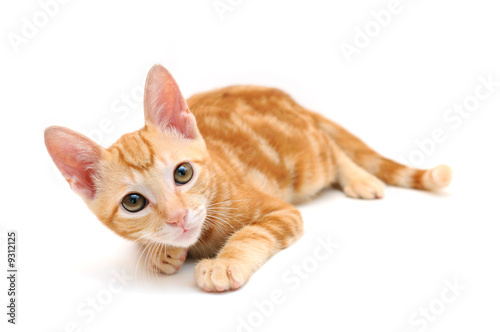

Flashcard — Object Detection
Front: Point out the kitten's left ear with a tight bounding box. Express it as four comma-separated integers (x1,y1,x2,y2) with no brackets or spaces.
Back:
144,64,199,139
44,126,103,201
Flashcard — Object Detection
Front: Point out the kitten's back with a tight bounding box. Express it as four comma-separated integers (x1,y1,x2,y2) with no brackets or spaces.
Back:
188,86,337,203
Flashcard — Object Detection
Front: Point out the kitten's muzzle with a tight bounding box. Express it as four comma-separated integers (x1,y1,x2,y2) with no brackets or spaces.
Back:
166,209,187,228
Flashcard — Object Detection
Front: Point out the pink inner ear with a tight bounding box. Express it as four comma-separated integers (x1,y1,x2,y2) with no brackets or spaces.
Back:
45,127,101,200
55,151,98,199
144,65,198,139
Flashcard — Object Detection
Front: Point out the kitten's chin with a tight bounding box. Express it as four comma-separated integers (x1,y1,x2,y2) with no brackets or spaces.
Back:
165,225,202,248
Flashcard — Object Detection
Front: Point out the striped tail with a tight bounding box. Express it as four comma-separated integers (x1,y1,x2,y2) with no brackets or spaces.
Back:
313,113,452,190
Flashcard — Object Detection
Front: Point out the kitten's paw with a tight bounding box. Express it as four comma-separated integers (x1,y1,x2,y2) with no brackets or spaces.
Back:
148,246,188,275
195,258,248,292
343,174,385,199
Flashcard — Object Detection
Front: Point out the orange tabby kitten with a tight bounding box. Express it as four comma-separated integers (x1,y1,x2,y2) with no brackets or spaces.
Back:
44,65,452,292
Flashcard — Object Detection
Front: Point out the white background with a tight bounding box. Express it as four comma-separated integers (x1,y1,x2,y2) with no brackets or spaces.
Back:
1,0,499,331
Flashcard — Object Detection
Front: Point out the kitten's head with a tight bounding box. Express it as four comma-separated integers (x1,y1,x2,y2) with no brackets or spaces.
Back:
45,65,212,247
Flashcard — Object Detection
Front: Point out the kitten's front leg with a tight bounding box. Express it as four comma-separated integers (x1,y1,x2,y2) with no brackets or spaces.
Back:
145,244,188,275
195,200,303,292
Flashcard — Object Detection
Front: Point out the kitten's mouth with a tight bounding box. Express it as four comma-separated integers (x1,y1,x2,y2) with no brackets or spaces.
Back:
158,223,202,247
177,227,195,238
170,223,194,234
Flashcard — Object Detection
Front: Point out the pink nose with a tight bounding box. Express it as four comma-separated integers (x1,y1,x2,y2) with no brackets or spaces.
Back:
166,209,187,227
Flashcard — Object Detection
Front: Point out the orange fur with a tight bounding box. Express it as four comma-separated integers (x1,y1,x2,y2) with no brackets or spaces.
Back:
44,65,452,292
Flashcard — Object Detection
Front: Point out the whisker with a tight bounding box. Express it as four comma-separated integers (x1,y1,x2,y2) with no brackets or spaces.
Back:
131,231,155,243
135,240,155,280
127,231,156,270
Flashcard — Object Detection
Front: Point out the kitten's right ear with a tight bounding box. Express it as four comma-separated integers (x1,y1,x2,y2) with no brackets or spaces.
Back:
143,64,199,139
44,126,103,201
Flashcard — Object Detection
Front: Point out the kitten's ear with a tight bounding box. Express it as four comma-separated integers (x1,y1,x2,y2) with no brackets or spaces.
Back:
44,126,103,201
143,64,199,139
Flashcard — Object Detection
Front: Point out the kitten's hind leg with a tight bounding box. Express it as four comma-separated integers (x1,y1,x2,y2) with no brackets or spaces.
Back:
195,198,303,292
312,113,452,191
333,143,386,199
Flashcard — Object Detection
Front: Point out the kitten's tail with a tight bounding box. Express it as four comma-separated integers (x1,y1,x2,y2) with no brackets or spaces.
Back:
312,113,452,190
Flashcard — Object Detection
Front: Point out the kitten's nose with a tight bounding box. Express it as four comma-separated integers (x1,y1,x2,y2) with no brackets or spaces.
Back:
166,209,187,227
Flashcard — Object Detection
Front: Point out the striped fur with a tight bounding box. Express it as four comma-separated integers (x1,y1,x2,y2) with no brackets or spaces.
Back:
44,65,452,292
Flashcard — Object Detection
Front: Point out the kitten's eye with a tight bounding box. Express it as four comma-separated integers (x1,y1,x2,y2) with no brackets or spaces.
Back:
122,193,147,212
174,163,193,185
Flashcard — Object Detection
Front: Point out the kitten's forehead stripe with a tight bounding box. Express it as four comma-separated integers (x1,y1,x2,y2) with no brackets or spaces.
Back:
110,130,156,171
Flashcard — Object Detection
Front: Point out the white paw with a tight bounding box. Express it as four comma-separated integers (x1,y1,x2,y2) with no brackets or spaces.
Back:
147,247,188,275
194,258,248,292
343,174,385,199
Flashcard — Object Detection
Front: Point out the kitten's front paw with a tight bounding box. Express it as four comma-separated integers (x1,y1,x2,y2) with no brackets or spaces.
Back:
147,246,188,275
195,258,249,292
